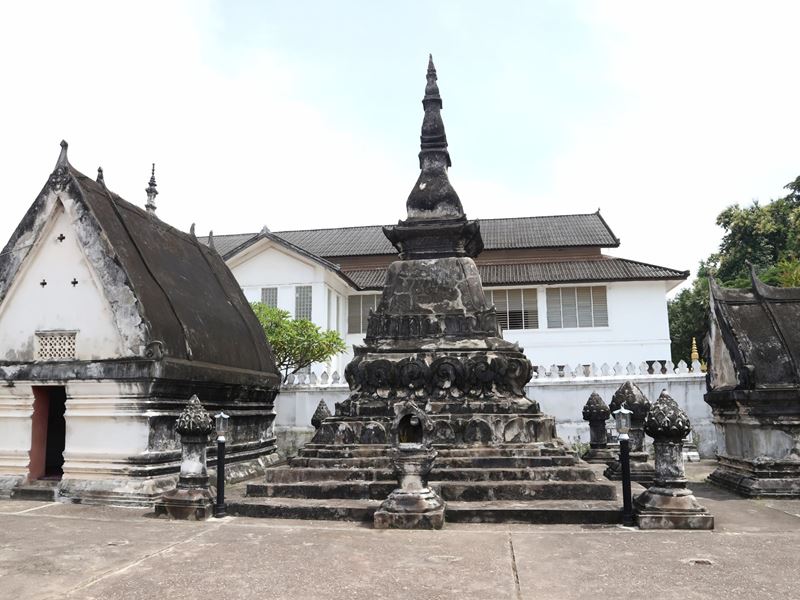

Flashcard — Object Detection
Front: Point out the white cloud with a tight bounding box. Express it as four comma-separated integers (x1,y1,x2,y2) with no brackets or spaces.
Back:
549,1,800,289
0,0,413,246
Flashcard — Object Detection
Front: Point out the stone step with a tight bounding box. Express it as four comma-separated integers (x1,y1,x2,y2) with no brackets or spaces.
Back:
229,497,380,522
11,484,59,502
227,497,622,525
265,466,600,484
298,445,572,459
247,480,617,502
445,500,622,525
438,481,617,502
289,455,577,470
247,481,395,500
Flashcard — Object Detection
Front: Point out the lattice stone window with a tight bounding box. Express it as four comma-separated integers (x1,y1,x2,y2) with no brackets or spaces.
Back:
261,287,278,307
36,331,77,361
295,285,313,321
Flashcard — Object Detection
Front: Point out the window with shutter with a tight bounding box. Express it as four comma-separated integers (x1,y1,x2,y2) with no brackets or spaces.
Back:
546,286,609,328
488,288,538,330
523,289,539,329
592,286,608,326
347,294,381,334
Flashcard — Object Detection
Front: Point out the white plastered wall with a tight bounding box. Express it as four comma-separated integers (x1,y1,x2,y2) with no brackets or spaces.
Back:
502,280,673,366
228,240,352,375
0,200,126,362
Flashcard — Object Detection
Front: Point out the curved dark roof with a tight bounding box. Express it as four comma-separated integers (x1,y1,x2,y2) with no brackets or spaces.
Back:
342,257,688,290
708,271,800,388
205,212,620,259
0,149,278,379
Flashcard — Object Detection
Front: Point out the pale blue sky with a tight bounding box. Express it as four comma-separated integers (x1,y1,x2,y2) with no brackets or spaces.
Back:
3,1,800,290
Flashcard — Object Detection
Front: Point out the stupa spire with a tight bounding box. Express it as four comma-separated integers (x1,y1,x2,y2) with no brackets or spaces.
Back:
405,54,463,221
145,163,158,215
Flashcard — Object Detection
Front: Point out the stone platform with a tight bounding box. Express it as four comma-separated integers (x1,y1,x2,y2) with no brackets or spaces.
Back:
229,444,621,525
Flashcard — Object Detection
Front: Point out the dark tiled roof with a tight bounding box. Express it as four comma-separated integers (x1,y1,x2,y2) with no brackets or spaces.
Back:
343,258,688,290
205,212,620,259
1,160,278,377
203,232,259,257
709,272,800,388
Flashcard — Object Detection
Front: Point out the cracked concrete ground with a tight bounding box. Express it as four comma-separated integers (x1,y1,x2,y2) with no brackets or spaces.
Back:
1,462,799,600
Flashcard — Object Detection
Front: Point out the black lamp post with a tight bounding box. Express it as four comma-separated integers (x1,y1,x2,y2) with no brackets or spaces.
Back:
214,411,229,518
613,406,634,526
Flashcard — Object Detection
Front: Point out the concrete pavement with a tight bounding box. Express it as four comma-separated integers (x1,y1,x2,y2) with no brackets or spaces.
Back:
1,462,798,600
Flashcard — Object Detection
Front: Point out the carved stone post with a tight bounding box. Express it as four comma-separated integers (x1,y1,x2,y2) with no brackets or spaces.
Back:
635,390,713,529
373,400,445,529
581,392,616,464
155,395,215,520
604,381,656,483
311,399,331,430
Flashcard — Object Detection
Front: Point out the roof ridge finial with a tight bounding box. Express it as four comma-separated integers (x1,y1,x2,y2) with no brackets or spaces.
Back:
145,162,158,215
96,166,105,185
56,140,69,167
48,140,72,191
208,230,216,252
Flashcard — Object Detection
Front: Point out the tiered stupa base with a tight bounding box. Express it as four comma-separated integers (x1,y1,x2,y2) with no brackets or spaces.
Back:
231,400,621,525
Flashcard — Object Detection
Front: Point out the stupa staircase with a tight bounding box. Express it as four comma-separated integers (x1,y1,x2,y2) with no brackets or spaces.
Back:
228,443,622,524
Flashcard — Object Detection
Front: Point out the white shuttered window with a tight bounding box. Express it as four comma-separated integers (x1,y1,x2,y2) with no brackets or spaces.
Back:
347,294,380,334
546,286,608,328
489,289,538,330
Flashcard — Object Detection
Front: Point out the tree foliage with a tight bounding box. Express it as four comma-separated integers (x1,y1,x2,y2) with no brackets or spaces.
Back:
251,303,346,383
668,176,800,363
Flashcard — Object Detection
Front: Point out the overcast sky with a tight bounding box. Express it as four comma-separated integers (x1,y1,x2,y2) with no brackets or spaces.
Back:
3,1,799,293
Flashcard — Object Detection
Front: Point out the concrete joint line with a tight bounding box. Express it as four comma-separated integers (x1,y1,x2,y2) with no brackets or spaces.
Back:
57,521,227,598
508,533,522,600
0,502,57,515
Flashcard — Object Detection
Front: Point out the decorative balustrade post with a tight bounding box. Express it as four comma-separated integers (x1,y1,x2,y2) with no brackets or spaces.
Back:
581,392,616,464
635,391,714,529
155,395,216,520
373,400,445,529
604,381,656,483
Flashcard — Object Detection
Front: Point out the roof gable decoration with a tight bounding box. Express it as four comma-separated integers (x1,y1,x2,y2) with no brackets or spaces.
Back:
707,265,800,391
0,142,147,357
0,142,279,376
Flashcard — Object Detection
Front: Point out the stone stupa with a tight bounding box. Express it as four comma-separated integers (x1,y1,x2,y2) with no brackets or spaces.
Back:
232,57,619,524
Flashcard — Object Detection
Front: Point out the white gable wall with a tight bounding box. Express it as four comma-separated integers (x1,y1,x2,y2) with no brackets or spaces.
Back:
228,242,352,375
0,202,126,362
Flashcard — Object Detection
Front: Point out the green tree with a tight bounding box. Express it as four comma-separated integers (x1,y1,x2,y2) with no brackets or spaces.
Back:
668,176,800,363
251,303,346,383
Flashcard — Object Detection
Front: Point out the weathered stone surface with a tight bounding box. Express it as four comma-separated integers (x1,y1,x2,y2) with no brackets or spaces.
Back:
582,392,615,464
705,269,800,497
635,391,713,529
154,396,215,520
251,57,616,525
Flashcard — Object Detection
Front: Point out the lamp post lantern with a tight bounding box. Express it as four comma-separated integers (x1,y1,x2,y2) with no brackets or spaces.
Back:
214,411,229,518
613,406,634,526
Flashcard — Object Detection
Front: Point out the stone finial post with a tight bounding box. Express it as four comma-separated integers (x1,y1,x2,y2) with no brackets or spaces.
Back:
374,400,445,529
311,399,331,430
609,381,650,453
581,392,616,464
155,395,216,520
635,391,713,529
604,381,656,483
